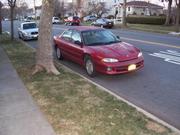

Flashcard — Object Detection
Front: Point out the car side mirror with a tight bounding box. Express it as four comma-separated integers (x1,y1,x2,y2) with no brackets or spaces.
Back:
116,36,120,39
74,41,83,46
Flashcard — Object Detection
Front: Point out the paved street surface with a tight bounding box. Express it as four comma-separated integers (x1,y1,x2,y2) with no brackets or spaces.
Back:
0,46,55,135
2,21,180,130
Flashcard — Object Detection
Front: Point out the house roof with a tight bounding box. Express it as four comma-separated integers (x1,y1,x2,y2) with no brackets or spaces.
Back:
126,1,163,9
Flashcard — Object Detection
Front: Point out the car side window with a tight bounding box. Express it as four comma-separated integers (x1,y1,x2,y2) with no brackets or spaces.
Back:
71,31,82,44
61,30,72,42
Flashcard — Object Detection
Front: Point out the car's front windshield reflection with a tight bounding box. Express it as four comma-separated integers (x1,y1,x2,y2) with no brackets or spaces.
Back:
82,30,121,46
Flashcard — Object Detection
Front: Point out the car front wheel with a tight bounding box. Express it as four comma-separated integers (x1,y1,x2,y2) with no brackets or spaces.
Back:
85,56,96,77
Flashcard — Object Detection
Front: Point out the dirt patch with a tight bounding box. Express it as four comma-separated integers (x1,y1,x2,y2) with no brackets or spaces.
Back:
146,121,167,133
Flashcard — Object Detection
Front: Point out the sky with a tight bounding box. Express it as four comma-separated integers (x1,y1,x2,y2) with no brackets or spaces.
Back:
0,0,169,8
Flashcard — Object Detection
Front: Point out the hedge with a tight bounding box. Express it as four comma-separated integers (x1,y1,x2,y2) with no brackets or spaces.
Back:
126,16,166,25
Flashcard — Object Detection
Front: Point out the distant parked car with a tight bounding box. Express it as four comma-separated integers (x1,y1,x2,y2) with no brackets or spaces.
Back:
53,26,144,77
92,18,114,28
4,18,9,21
24,16,33,22
64,16,80,26
83,15,97,22
18,22,38,41
52,17,62,24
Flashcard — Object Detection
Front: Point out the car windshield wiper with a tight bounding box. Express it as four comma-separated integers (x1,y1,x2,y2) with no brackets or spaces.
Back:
104,40,121,45
87,42,106,46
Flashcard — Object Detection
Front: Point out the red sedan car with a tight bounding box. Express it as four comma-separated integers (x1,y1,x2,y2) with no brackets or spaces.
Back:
54,26,144,77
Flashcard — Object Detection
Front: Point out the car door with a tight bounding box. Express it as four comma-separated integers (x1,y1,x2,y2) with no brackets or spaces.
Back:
67,30,84,65
58,30,73,59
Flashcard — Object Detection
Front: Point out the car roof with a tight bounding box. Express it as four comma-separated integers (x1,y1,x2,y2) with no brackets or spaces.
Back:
68,26,103,32
21,22,36,25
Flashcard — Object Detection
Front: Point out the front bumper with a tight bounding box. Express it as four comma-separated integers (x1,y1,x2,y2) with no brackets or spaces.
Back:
24,34,38,40
95,57,144,75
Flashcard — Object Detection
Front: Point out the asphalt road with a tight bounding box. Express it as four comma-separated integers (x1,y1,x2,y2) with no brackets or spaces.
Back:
2,21,180,130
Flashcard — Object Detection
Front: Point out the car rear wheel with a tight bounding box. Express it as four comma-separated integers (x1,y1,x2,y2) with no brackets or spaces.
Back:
84,56,96,77
56,46,63,60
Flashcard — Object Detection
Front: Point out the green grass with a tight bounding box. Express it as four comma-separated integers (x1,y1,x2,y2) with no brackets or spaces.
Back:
0,34,175,135
127,24,177,34
82,21,93,26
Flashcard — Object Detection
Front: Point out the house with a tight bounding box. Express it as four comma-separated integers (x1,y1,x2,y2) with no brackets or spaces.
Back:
114,1,164,18
35,6,42,18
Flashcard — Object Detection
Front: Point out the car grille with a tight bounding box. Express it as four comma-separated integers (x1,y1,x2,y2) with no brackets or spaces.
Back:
31,32,38,35
115,61,144,72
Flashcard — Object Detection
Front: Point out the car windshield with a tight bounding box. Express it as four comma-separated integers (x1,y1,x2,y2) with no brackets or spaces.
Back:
82,30,121,46
73,16,79,20
23,23,37,30
54,17,59,20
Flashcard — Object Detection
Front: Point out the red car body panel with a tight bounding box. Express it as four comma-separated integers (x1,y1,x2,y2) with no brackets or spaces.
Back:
54,26,144,75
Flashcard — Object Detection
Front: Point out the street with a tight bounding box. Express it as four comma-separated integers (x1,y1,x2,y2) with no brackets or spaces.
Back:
2,20,180,129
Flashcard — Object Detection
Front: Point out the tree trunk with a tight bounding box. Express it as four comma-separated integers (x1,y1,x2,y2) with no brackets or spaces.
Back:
122,0,127,27
175,0,180,32
10,7,14,40
33,0,59,75
165,0,172,26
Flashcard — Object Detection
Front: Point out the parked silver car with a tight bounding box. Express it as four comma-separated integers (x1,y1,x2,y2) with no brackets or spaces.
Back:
18,22,38,41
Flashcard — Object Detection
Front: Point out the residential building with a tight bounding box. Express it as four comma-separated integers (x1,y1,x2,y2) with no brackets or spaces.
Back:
114,1,163,18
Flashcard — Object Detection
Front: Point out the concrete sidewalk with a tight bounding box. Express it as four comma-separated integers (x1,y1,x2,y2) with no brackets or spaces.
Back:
0,46,56,135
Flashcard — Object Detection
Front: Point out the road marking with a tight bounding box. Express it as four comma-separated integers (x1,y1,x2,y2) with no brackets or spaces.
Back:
150,50,180,65
121,37,180,49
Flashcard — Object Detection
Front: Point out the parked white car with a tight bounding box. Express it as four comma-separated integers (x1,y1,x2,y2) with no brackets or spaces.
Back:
18,22,38,41
52,17,61,24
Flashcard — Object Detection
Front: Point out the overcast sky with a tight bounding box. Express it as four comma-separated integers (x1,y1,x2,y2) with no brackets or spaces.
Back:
1,0,168,8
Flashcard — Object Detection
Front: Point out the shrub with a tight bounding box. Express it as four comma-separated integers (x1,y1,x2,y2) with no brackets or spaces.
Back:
126,16,166,25
107,15,115,19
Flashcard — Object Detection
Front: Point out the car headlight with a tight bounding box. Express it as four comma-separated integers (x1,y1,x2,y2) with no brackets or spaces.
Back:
102,58,118,63
138,52,143,57
22,32,29,36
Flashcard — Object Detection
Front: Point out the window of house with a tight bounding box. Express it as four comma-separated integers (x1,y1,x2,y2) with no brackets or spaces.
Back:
128,7,130,11
143,7,145,12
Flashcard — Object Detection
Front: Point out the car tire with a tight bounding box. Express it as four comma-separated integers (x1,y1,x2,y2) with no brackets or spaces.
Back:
22,34,26,41
55,46,63,60
18,33,21,39
84,56,96,77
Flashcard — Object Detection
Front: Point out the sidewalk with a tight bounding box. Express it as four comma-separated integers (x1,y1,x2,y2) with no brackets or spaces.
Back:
0,46,56,135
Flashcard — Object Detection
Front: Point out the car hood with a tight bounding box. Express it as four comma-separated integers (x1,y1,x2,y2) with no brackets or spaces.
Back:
88,42,139,61
22,28,38,33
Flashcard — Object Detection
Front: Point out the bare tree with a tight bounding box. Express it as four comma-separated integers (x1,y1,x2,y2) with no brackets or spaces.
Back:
164,0,172,25
8,0,16,40
85,2,108,18
175,0,180,32
54,0,66,18
33,0,59,75
122,0,127,27
15,2,28,18
0,1,3,34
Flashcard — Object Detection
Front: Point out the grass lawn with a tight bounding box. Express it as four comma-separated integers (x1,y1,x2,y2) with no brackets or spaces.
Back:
81,21,92,26
0,34,175,135
127,24,177,34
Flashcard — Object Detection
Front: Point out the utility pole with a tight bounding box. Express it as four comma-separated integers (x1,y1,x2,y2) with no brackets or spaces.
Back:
122,0,127,27
34,0,37,20
8,0,17,40
0,1,3,34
